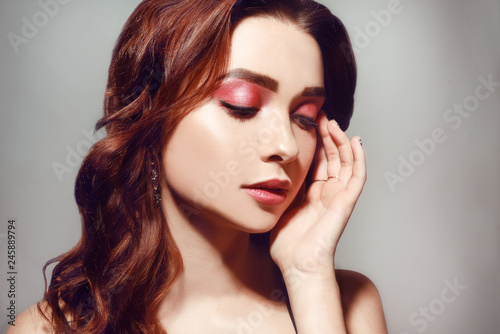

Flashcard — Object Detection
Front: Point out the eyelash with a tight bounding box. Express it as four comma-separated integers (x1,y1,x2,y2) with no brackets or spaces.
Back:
291,114,318,131
220,100,259,119
219,100,318,131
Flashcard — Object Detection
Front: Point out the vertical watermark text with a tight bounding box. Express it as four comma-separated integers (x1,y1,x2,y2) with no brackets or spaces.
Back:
6,219,17,327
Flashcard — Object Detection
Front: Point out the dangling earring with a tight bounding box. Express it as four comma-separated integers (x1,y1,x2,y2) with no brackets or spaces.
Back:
151,154,161,207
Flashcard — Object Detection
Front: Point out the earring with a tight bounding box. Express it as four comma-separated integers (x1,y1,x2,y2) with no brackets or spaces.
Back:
151,156,161,207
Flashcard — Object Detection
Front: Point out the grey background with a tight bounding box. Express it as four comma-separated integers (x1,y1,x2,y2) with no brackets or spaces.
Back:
1,0,499,333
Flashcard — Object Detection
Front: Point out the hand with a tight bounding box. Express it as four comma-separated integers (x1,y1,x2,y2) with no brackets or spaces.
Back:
270,112,366,277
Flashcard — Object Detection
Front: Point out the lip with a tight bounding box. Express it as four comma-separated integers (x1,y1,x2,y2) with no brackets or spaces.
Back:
242,179,291,205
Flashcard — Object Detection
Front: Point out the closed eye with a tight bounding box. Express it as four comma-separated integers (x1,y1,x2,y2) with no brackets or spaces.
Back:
291,114,318,131
220,100,259,120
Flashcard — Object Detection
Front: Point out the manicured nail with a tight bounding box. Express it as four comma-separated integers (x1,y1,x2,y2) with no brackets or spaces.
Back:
358,136,363,146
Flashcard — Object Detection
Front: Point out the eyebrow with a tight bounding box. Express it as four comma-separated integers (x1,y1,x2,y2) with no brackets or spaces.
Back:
224,68,326,97
225,68,279,92
301,87,326,97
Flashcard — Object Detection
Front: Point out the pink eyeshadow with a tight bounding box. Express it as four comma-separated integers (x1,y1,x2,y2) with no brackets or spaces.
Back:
213,80,266,107
295,103,320,119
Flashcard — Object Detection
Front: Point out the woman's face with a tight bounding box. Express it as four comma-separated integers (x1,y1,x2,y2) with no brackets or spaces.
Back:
162,16,325,233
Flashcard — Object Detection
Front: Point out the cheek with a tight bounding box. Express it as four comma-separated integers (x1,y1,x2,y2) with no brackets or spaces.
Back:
162,123,202,198
163,114,219,193
162,108,244,199
283,131,317,205
296,130,318,172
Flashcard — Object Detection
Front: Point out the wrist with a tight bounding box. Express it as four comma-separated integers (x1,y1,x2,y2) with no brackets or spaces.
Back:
280,265,337,293
275,248,337,279
281,267,346,334
272,240,338,278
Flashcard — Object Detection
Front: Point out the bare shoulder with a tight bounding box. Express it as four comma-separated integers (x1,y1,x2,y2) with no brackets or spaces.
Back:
335,269,388,333
6,302,54,334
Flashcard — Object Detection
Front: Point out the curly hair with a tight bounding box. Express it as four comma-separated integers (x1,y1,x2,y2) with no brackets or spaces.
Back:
40,0,356,333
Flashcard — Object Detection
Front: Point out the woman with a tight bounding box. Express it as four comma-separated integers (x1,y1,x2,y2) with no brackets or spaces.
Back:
11,0,386,333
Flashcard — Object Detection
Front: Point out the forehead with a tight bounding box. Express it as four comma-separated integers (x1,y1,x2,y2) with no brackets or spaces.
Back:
228,16,324,91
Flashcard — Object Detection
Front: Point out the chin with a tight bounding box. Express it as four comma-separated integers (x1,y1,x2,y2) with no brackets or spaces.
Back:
239,220,278,234
194,200,284,234
225,210,282,234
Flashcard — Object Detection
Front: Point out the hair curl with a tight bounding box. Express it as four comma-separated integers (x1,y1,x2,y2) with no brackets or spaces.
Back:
40,0,356,333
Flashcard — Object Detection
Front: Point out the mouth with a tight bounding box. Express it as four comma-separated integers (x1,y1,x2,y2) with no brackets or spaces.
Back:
242,179,291,205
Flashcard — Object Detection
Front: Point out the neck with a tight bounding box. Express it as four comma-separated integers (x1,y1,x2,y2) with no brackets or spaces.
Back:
158,187,280,312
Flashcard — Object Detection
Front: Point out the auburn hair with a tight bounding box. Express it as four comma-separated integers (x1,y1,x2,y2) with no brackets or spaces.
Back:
40,0,356,333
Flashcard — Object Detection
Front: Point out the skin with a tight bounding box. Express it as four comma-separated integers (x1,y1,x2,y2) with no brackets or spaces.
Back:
9,16,387,334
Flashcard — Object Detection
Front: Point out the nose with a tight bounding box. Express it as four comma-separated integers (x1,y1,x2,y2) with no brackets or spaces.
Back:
258,113,299,163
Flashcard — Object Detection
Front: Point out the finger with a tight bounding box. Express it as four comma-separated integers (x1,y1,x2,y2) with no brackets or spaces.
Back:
311,112,330,181
327,119,353,184
346,136,367,196
317,115,341,180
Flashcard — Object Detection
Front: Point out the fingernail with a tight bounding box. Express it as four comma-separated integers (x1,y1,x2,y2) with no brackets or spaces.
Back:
330,119,339,127
358,136,363,146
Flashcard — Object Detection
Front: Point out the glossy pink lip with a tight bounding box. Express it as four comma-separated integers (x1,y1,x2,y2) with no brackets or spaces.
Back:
242,179,291,205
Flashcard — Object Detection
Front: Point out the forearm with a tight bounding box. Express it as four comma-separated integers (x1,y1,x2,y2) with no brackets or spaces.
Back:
283,268,347,334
